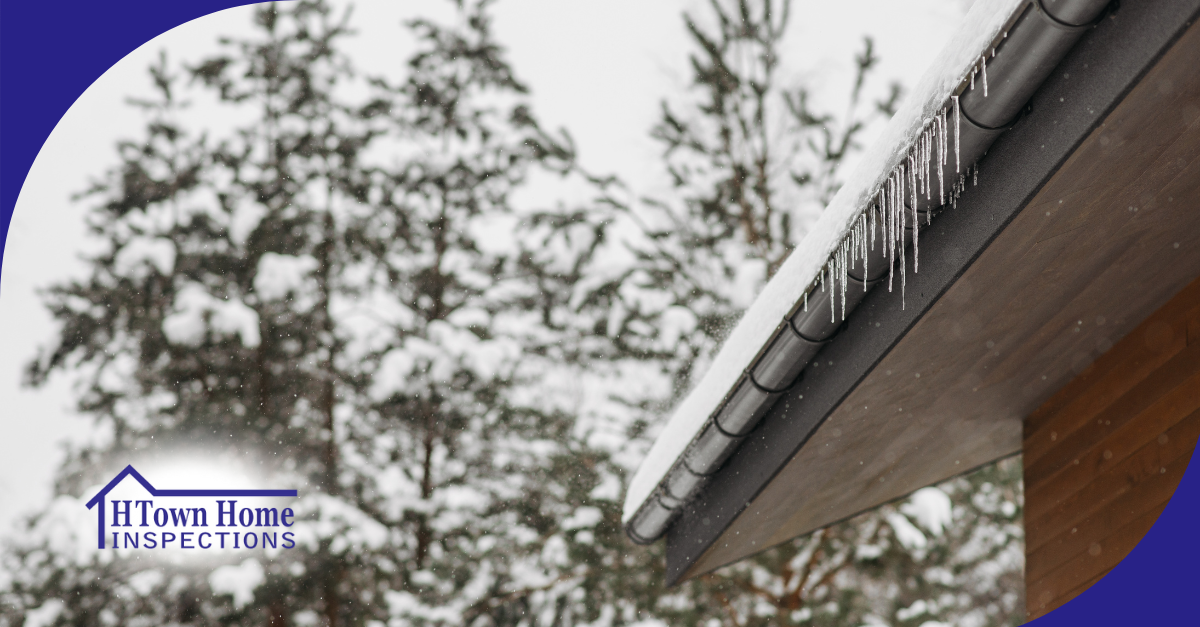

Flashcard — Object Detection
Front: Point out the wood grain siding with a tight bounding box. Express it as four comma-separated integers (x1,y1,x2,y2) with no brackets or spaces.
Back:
1024,277,1200,620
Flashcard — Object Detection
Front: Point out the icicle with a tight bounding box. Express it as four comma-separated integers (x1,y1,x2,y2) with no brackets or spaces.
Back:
924,129,932,201
936,107,945,165
913,186,920,274
973,162,978,186
893,172,899,292
844,243,850,314
861,213,869,289
843,244,848,319
913,146,921,273
917,135,924,201
909,154,917,212
883,192,890,271
971,68,975,90
920,135,926,200
855,221,861,270
886,184,892,264
941,109,948,211
829,261,835,324
895,171,902,279
982,56,988,97
851,219,859,271
848,225,856,273
936,112,945,206
953,95,961,174
916,134,922,201
829,263,836,323
910,147,916,202
936,108,945,164
840,245,847,321
923,131,929,201
870,201,877,251
859,217,866,275
899,179,907,310
918,133,925,200
887,178,895,293
928,124,934,195
804,290,808,311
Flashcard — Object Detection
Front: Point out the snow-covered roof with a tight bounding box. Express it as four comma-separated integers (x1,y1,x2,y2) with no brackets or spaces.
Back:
622,0,1027,524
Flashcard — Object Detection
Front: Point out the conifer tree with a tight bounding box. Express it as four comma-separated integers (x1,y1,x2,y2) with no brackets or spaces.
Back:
1,2,642,625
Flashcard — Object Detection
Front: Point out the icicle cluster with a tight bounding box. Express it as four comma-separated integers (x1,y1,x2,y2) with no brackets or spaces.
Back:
817,91,986,320
809,44,1004,324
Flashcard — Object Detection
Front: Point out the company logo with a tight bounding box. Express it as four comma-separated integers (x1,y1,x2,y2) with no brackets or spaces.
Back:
85,465,299,551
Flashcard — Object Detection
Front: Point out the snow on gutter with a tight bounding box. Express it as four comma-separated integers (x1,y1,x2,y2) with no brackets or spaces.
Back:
622,0,1027,523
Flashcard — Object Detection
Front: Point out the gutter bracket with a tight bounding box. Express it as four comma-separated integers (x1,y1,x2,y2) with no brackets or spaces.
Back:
1035,0,1115,32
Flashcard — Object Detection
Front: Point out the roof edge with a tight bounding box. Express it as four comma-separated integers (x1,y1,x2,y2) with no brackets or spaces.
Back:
663,0,1200,582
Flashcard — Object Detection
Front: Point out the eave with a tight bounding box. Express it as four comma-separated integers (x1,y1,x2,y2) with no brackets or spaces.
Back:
627,0,1200,584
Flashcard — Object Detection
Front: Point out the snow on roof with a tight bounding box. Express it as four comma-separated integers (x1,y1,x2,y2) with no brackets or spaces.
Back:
623,0,1026,523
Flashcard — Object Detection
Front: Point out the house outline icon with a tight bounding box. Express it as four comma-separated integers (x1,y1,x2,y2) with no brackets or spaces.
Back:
86,465,298,549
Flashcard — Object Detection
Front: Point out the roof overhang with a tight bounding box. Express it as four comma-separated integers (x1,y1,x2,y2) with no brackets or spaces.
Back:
622,0,1031,531
632,0,1200,583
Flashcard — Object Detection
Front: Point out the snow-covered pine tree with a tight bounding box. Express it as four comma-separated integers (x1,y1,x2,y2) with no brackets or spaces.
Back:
1,1,643,625
586,0,902,403
588,0,1026,624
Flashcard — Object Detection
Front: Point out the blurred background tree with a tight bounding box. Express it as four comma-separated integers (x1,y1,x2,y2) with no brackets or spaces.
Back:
1,1,642,625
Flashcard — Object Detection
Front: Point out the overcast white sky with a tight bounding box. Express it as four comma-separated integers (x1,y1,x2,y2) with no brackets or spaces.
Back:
0,0,969,535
